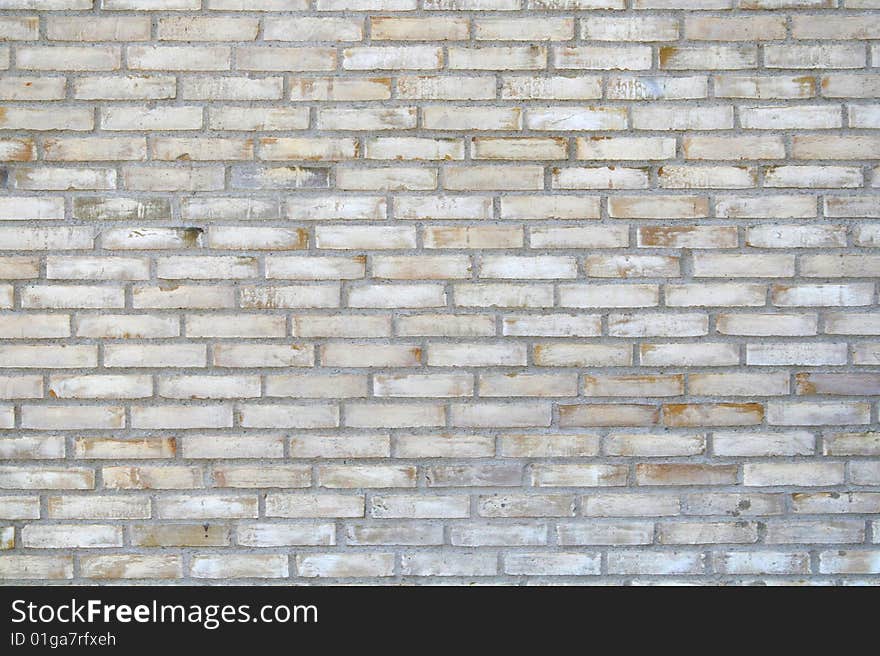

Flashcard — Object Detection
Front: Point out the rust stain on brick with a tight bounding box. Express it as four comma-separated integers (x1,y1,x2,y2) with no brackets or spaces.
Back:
181,227,203,247
795,373,817,395
658,46,676,68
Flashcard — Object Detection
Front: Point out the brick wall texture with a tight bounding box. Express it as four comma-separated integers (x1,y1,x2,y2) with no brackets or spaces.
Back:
0,0,878,586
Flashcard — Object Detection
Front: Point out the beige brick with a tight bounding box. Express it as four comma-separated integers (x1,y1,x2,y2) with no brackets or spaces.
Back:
608,195,708,218
44,137,145,162
427,227,524,250
689,372,790,396
298,553,393,578
607,75,708,100
524,224,629,248
215,466,311,488
0,556,72,580
636,464,738,486
713,431,815,457
556,46,651,70
662,403,764,427
0,77,66,101
22,525,121,549
74,75,176,100
375,373,473,398
633,105,733,130
267,494,364,518
344,46,440,70
265,17,363,41
182,77,283,101
767,401,870,426
559,283,659,308
346,404,444,428
370,494,469,519
210,107,309,131
81,555,182,580
559,404,659,427
399,76,496,100
83,437,177,459
128,46,231,71
18,46,120,71
396,434,494,458
191,555,288,579
103,466,201,490
584,16,678,41
239,524,335,547
373,17,467,40
450,46,546,70
157,17,259,41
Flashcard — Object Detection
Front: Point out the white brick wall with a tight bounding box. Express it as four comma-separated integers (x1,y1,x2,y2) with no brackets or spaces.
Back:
0,0,877,584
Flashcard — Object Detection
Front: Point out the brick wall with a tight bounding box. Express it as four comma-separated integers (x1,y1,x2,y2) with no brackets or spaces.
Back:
0,0,878,584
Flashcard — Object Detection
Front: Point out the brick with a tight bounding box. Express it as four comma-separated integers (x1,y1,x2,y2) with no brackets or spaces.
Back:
744,463,845,487
47,16,149,41
371,495,467,519
714,551,810,575
182,435,283,460
583,494,678,517
555,46,651,70
765,45,865,69
239,524,335,547
689,373,790,396
376,373,473,397
375,17,467,41
765,520,864,545
662,403,763,427
264,494,363,518
156,495,257,520
559,404,658,427
608,551,705,576
191,555,288,579
0,138,36,162
683,493,784,517
0,78,65,101
450,46,545,70
210,107,308,131
658,521,757,545
399,76,495,100
0,107,93,131
0,17,38,40
451,524,546,547
479,495,574,518
715,431,815,457
605,433,705,457
0,556,72,580
74,75,175,100
81,555,182,580
266,18,362,42
505,552,600,576
21,523,120,549
128,46,231,71
401,553,496,577
425,464,521,488
608,75,708,100
766,401,871,426
17,46,120,71
182,77,282,101
636,464,738,486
